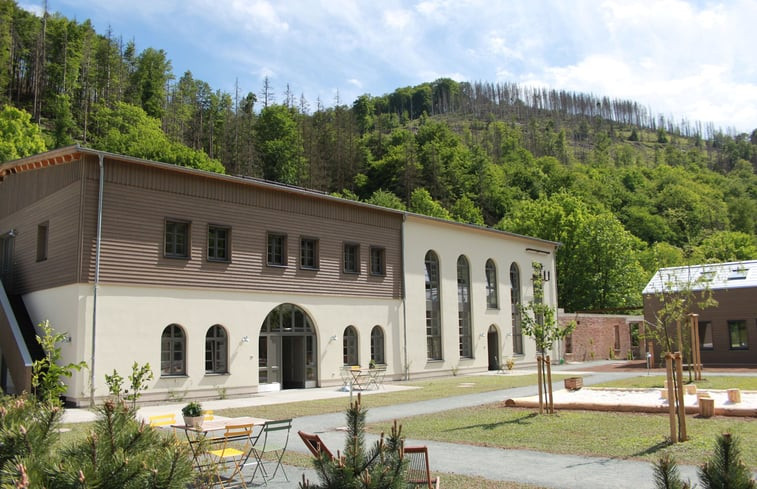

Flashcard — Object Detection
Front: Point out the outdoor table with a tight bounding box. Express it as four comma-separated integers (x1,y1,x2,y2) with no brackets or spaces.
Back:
349,368,371,390
173,416,269,484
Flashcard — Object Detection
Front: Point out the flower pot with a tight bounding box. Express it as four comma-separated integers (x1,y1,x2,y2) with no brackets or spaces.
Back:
183,415,204,429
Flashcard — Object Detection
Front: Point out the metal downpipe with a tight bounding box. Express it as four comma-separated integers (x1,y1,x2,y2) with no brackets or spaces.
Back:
90,152,104,407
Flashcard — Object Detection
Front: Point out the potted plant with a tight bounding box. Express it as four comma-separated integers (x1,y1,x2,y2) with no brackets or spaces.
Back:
369,359,376,369
181,401,203,428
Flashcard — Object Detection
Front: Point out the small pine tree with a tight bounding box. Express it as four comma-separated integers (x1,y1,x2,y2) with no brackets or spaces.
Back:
301,394,406,489
699,433,756,489
653,453,691,489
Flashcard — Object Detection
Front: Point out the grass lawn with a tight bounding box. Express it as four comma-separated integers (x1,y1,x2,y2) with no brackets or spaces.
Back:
368,405,757,468
216,373,565,420
591,376,757,390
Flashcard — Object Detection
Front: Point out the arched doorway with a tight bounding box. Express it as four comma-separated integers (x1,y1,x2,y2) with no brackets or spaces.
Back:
259,303,317,390
487,325,500,371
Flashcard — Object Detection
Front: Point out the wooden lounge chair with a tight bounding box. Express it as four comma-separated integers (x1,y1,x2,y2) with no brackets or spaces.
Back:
404,446,440,489
298,430,337,461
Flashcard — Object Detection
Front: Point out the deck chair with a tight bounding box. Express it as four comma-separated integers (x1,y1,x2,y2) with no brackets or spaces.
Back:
298,430,337,461
251,419,292,482
404,446,440,489
206,423,257,489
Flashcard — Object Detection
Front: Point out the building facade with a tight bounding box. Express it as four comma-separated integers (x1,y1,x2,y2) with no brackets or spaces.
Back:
1,147,559,406
642,261,757,366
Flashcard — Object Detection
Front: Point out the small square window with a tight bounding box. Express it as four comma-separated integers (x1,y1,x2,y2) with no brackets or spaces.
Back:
207,225,230,262
267,233,287,266
36,222,49,262
370,246,386,276
699,321,713,350
343,243,360,274
165,220,190,258
300,237,319,269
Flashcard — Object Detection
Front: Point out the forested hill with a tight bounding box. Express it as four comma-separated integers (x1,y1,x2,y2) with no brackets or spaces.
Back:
2,1,756,312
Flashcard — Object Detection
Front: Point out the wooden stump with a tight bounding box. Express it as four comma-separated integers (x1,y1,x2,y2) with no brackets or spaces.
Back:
564,377,583,390
727,389,741,403
660,389,668,400
685,384,697,395
699,397,715,418
697,391,711,401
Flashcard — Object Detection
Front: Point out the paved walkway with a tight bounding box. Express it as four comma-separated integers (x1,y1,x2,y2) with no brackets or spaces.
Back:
61,361,755,488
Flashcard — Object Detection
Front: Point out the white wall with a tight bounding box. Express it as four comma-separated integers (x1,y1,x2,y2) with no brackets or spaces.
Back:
24,284,401,406
402,216,559,376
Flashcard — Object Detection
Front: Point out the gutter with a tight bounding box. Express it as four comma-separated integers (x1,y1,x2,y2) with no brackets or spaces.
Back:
90,152,104,407
401,214,409,381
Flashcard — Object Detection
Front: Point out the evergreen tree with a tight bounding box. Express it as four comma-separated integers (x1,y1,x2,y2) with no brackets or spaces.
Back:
652,453,690,489
301,394,406,489
699,433,756,489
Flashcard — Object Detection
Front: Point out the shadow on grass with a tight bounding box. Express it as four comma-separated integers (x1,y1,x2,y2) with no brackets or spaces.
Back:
630,440,672,458
443,412,539,432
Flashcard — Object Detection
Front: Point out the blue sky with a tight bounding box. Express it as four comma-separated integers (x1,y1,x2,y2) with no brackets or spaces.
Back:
31,0,757,133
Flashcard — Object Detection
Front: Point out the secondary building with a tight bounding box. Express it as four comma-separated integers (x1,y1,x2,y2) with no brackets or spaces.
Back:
642,261,756,366
0,146,559,406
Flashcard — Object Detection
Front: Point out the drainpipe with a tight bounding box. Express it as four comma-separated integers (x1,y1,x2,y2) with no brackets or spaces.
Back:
90,152,104,407
401,214,408,381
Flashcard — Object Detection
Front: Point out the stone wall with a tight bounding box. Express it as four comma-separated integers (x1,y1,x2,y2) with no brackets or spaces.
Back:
558,312,642,362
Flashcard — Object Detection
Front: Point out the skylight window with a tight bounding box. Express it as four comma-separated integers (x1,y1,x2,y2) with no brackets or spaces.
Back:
727,267,748,280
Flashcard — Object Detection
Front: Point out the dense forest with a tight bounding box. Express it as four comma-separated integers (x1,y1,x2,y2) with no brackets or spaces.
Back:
2,0,756,313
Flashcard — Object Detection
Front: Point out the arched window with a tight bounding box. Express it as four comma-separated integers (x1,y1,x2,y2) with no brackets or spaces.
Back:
205,325,228,374
485,259,498,309
425,251,442,360
457,255,472,358
510,263,523,354
161,324,185,376
343,326,358,366
370,326,385,365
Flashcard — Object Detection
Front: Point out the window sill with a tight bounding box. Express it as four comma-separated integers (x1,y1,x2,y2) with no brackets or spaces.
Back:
164,255,190,260
207,258,231,264
300,266,320,271
266,263,288,268
160,374,188,379
729,347,749,350
204,372,230,377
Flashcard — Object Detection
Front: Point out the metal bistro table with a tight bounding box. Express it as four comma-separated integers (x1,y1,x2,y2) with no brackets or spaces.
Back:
173,416,269,487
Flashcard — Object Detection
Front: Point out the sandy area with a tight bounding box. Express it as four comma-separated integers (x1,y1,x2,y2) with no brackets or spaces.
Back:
507,387,757,417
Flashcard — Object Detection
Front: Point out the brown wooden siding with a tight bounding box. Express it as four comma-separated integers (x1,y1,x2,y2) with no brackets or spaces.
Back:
643,287,757,365
79,156,403,299
0,161,84,295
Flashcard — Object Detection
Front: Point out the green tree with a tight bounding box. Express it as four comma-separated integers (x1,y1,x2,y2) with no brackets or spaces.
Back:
0,105,47,162
90,102,224,173
450,195,484,225
409,188,451,219
698,433,755,489
652,453,690,489
31,320,86,405
51,93,75,147
365,189,406,211
130,47,173,118
691,231,757,263
255,104,305,184
301,394,406,489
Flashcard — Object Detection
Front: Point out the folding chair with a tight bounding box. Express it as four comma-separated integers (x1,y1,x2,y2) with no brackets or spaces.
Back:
206,423,257,489
298,430,337,461
148,413,177,432
251,419,292,483
404,446,440,489
203,410,215,421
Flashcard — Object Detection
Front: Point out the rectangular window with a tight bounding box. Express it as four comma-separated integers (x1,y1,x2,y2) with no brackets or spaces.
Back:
164,220,190,258
370,246,385,276
300,237,319,269
267,233,287,266
343,243,360,274
36,222,49,262
699,321,714,350
207,225,230,262
728,320,748,350
614,325,621,351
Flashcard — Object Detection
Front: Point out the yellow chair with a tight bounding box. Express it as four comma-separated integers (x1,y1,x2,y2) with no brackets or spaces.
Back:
148,413,176,428
203,410,215,421
207,423,256,488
